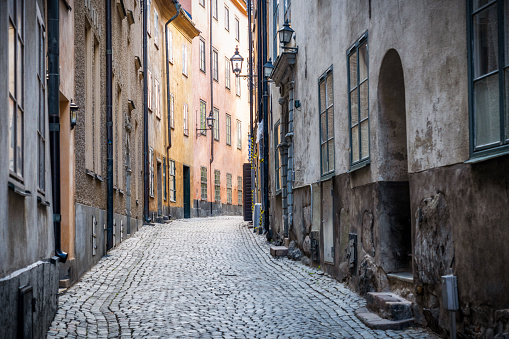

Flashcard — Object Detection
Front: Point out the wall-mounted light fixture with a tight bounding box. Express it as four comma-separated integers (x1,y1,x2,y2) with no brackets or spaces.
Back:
70,99,79,130
196,110,215,133
278,20,298,52
230,48,274,80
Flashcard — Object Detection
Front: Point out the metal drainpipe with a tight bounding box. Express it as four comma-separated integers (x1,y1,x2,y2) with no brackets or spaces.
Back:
143,0,150,223
247,0,254,219
106,0,113,250
261,0,270,237
256,0,262,233
48,0,67,262
287,80,295,235
209,0,214,216
166,0,181,154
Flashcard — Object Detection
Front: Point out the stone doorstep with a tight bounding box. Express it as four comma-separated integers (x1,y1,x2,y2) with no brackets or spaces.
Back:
355,307,414,330
59,278,71,288
270,245,288,257
366,292,413,321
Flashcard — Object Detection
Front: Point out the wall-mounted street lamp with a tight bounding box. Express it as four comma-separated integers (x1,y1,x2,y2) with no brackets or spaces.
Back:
196,110,215,133
263,58,274,78
230,48,274,80
278,20,298,52
70,99,79,130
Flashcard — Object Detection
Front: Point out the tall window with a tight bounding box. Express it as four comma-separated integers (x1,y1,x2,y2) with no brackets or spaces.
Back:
226,114,232,145
155,79,161,119
200,100,207,135
213,107,219,141
348,34,369,168
213,49,219,81
274,121,281,191
8,0,24,179
148,70,153,111
169,159,176,202
213,0,218,20
468,0,509,157
273,0,279,61
214,170,221,202
199,0,205,7
236,76,241,97
235,17,240,41
170,93,175,128
168,29,173,63
149,147,154,197
225,6,230,31
147,0,152,35
182,43,188,76
200,39,206,73
154,9,159,47
225,57,231,89
201,166,208,200
37,8,45,191
183,103,189,136
226,173,232,204
237,176,243,205
237,120,242,149
319,67,335,175
163,156,167,200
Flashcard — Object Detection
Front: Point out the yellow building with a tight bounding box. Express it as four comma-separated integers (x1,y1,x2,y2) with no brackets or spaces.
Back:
148,0,200,221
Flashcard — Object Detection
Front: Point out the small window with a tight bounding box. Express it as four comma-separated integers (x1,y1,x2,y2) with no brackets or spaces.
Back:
201,166,208,200
170,93,175,128
225,57,231,89
199,39,206,73
213,49,219,81
214,170,221,202
236,120,242,149
182,43,188,76
200,100,207,135
226,114,232,145
225,6,230,31
226,173,232,204
213,107,219,141
319,66,335,175
348,34,369,169
237,176,243,205
168,29,173,63
235,17,240,41
183,103,189,136
169,159,176,202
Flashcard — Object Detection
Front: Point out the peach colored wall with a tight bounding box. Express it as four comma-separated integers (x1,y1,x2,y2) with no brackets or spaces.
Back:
192,0,249,207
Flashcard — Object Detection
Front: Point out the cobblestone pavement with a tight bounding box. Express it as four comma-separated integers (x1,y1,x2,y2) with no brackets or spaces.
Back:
48,216,438,338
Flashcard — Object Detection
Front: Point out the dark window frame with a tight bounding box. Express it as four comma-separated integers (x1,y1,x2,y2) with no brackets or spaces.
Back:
237,176,243,205
200,100,207,135
199,38,206,73
318,66,335,177
235,17,240,41
213,107,220,141
274,120,281,192
214,169,221,202
224,5,230,31
201,166,208,200
213,48,219,81
169,159,176,202
226,173,232,204
226,113,232,145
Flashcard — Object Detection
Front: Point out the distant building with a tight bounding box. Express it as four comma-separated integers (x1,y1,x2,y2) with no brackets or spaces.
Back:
263,0,509,337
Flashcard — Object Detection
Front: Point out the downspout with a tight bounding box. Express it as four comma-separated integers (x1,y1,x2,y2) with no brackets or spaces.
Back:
106,0,113,249
143,0,150,222
166,0,181,154
287,80,295,236
247,0,254,219
256,0,262,233
209,0,214,216
261,0,270,236
48,0,68,262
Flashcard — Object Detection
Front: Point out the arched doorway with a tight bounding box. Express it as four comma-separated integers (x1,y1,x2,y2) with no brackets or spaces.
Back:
377,49,412,273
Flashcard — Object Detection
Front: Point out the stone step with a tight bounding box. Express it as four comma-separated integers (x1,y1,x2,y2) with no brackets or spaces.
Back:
355,307,414,330
366,292,413,321
270,245,288,257
59,278,71,288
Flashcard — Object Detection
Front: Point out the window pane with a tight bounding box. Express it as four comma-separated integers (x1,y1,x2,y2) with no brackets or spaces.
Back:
359,81,369,120
17,38,23,106
39,138,45,190
361,120,370,159
321,143,327,173
319,80,326,111
473,5,499,78
9,99,15,172
327,107,334,140
328,139,334,172
349,51,357,90
326,74,333,107
474,74,500,146
350,89,358,126
359,42,368,82
352,125,359,162
17,107,23,176
505,69,509,140
320,112,327,143
17,0,23,36
506,0,509,66
9,23,15,95
473,0,495,11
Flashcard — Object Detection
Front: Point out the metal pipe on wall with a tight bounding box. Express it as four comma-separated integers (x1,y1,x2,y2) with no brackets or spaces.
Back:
143,0,150,223
48,0,68,262
106,0,114,250
209,0,214,216
166,0,181,154
261,0,270,238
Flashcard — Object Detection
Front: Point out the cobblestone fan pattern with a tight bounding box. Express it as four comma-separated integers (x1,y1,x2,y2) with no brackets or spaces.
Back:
48,217,438,338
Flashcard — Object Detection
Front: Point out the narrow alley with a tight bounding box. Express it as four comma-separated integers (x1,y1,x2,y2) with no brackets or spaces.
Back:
47,217,436,338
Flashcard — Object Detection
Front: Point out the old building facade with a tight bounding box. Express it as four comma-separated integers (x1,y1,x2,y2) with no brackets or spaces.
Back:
265,0,509,337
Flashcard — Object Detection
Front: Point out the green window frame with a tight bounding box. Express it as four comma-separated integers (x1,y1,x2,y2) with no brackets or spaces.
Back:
169,159,176,202
201,166,207,200
318,67,335,176
347,33,369,170
200,100,207,135
214,170,221,202
226,173,232,204
274,120,281,191
467,0,509,160
237,176,243,205
226,114,232,145
213,107,219,141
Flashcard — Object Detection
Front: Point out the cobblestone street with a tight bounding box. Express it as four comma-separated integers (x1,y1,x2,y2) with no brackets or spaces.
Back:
47,217,437,338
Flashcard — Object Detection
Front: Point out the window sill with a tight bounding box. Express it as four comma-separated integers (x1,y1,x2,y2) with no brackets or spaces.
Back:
320,172,335,182
275,189,282,196
170,199,176,203
8,181,31,197
349,159,370,173
466,146,509,164
37,195,50,206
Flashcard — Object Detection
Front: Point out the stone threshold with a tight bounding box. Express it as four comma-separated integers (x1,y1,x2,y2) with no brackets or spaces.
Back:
355,307,414,330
